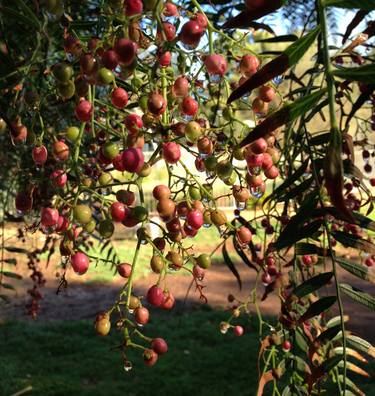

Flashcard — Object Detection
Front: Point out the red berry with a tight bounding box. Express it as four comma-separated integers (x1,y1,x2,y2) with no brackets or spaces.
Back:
125,113,143,134
101,49,119,70
147,285,164,307
194,13,208,29
121,148,145,173
56,215,69,233
282,340,292,352
159,22,176,41
161,290,175,310
147,92,167,116
143,349,158,366
41,207,59,227
302,255,312,266
250,138,268,154
110,202,127,222
53,141,69,162
365,257,374,267
264,166,279,180
204,54,227,76
75,100,93,122
173,76,189,97
32,145,48,165
180,96,198,116
164,2,178,16
71,252,90,275
50,169,67,187
151,338,168,355
180,20,204,47
233,325,244,337
124,0,143,16
114,38,137,66
162,142,181,164
236,226,252,244
186,209,203,229
153,185,171,200
111,88,128,109
258,85,276,102
240,55,260,76
117,263,132,278
134,307,149,325
158,50,171,67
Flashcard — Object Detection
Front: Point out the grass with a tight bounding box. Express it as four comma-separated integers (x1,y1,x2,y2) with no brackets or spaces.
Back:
1,310,374,395
82,225,224,283
0,308,257,396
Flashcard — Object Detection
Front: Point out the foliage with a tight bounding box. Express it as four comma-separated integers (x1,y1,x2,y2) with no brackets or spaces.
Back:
0,0,375,395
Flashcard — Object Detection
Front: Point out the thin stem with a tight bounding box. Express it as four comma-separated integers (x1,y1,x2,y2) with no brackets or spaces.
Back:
317,2,347,393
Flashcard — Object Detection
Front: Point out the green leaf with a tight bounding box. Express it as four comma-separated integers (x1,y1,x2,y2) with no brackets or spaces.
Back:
347,335,375,358
2,6,39,30
332,231,375,255
295,242,330,257
292,272,333,299
326,315,349,328
4,246,29,254
273,219,323,251
0,294,10,303
284,27,321,66
299,296,336,323
315,325,341,345
320,355,342,373
295,328,309,352
324,0,375,10
3,258,17,265
255,34,298,43
337,375,365,396
336,258,375,283
264,159,309,204
13,0,41,29
333,64,375,84
0,271,22,280
340,283,375,310
1,283,16,291
228,28,321,104
239,89,327,147
222,241,242,289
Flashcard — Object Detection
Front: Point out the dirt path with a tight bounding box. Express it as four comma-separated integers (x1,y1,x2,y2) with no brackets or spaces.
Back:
1,260,374,342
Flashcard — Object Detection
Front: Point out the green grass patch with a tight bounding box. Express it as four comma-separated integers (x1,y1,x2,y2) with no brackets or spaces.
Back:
1,308,374,396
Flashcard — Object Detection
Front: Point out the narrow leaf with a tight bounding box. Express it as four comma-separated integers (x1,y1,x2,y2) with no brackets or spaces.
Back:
256,34,298,43
222,242,242,289
299,296,336,323
1,271,22,280
228,27,321,103
337,375,365,396
342,10,369,43
333,63,375,84
347,335,375,358
324,0,375,10
340,283,375,310
239,89,327,146
336,258,375,283
273,219,323,251
222,1,283,29
332,231,375,254
292,272,333,299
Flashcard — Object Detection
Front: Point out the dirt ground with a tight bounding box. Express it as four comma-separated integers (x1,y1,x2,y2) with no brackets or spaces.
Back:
1,256,374,343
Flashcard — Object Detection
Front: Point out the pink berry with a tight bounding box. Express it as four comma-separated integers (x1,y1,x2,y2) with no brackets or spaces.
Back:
110,202,127,222
41,207,59,227
114,38,137,66
204,54,227,76
186,209,204,229
75,100,93,122
147,285,164,307
32,145,48,165
125,114,143,134
233,325,244,337
162,142,181,164
180,96,198,116
151,338,168,355
121,148,145,173
111,88,128,109
71,252,90,275
50,169,67,187
117,263,132,278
